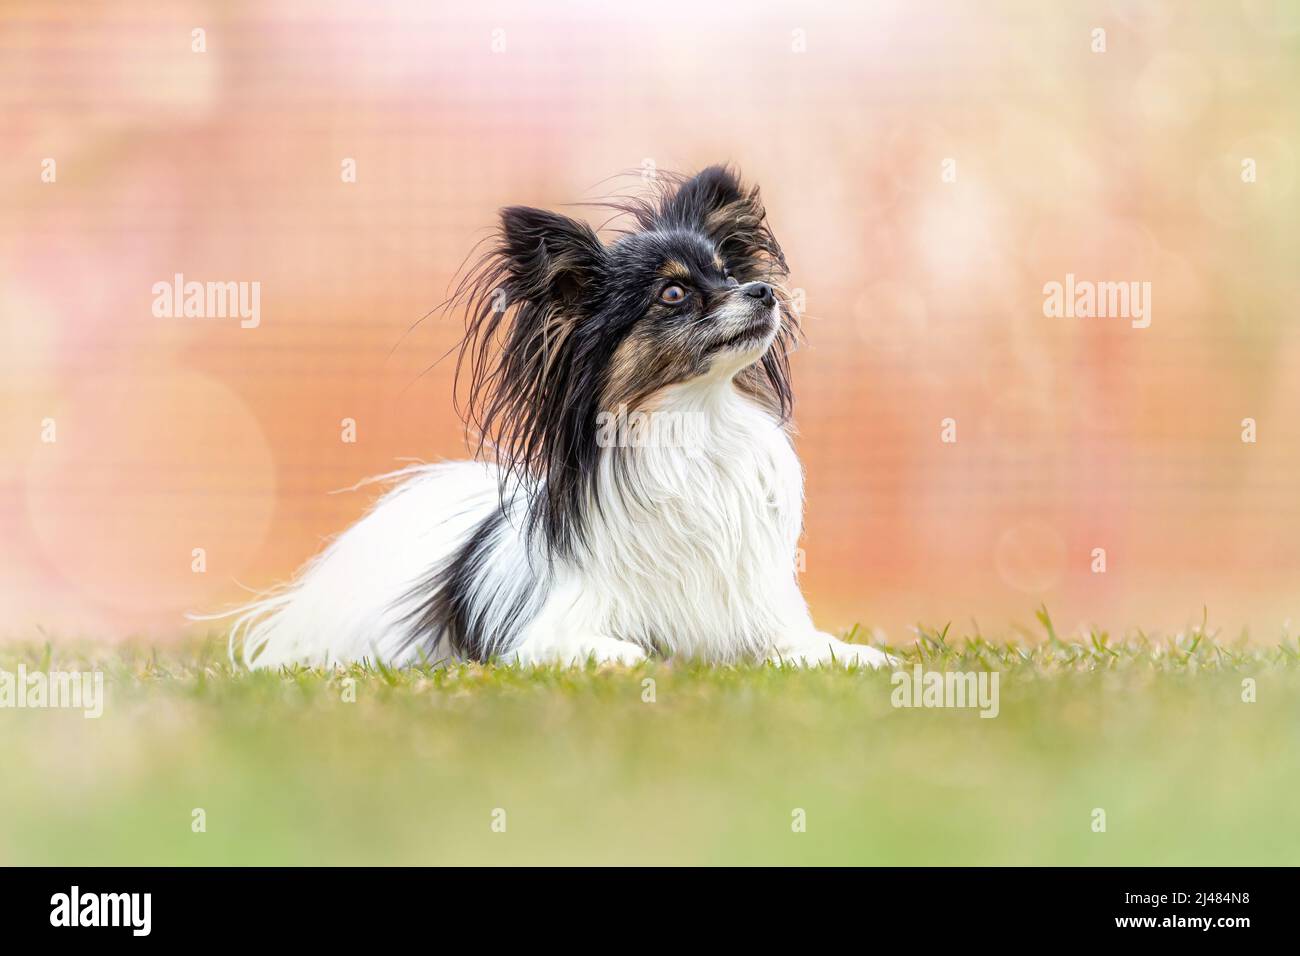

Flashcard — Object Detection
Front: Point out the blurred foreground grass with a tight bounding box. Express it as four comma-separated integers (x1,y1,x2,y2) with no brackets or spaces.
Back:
1,612,1298,865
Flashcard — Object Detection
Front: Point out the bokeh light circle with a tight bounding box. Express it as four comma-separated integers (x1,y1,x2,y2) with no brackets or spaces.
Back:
995,521,1066,594
24,370,276,615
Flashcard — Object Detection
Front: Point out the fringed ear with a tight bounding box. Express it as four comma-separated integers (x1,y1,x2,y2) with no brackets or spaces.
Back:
497,206,606,305
451,206,608,554
655,165,789,277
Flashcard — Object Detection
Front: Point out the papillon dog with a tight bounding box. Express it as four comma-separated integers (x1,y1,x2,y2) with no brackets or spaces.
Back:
228,165,890,669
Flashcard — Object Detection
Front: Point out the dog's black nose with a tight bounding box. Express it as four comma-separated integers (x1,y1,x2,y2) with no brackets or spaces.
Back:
742,281,775,307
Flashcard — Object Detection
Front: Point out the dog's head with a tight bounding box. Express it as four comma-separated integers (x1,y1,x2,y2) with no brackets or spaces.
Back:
454,165,798,550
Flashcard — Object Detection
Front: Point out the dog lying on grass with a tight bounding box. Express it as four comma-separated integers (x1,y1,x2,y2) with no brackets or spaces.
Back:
226,166,890,670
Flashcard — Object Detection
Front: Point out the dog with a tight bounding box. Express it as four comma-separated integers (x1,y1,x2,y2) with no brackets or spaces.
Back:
227,165,890,669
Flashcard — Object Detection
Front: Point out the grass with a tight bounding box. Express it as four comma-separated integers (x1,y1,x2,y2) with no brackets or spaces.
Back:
1,608,1298,865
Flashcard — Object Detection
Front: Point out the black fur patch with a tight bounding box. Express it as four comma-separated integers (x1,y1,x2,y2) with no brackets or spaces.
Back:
398,506,542,662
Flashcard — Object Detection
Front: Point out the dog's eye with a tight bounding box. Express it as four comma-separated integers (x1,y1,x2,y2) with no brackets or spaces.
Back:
725,273,739,287
660,284,688,304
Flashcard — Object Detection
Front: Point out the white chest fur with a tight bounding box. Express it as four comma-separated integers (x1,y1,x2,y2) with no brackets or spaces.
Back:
562,381,810,661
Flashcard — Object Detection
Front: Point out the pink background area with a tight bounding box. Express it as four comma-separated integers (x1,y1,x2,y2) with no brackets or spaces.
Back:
2,0,1298,644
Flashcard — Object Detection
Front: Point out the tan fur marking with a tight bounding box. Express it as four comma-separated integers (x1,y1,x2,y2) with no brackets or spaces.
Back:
601,328,694,412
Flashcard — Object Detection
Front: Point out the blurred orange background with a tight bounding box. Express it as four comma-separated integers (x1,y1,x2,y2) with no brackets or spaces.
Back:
3,0,1298,645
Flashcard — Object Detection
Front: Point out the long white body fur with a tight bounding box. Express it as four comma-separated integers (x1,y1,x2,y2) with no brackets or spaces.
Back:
230,369,888,669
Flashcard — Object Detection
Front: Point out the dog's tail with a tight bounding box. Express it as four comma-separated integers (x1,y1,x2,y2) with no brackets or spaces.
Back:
192,461,500,669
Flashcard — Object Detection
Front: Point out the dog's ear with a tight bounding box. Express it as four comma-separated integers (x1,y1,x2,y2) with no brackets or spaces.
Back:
658,165,746,230
658,165,786,274
453,206,608,548
498,206,606,307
